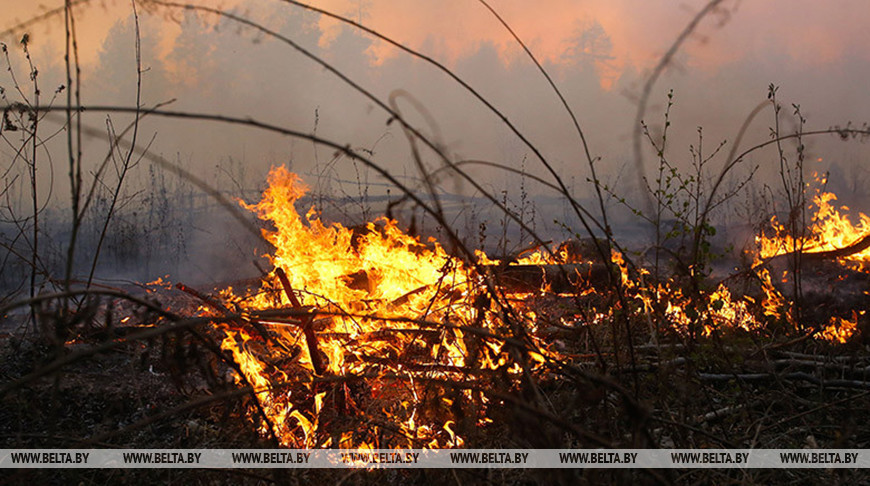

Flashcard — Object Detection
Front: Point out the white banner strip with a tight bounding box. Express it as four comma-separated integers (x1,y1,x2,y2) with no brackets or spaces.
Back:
1,449,868,468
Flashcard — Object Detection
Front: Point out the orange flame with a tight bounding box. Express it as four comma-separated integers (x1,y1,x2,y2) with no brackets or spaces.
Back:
754,175,868,342
206,167,864,447
820,312,860,344
758,178,870,270
212,167,553,448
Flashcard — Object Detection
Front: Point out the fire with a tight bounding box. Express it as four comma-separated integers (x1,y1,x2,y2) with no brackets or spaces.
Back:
820,312,860,344
634,281,757,338
200,167,865,448
211,166,552,448
753,176,869,343
758,180,870,270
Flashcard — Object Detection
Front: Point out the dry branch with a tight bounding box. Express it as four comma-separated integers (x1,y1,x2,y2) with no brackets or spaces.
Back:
174,282,283,351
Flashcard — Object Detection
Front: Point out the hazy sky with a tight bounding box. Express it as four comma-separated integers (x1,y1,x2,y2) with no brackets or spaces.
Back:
2,0,869,214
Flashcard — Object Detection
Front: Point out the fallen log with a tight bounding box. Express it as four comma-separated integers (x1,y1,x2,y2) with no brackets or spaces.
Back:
488,262,611,293
757,232,870,267
697,371,870,390
338,262,611,300
802,232,870,261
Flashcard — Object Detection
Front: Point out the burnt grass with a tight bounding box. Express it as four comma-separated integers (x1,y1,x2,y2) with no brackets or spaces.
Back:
2,264,870,486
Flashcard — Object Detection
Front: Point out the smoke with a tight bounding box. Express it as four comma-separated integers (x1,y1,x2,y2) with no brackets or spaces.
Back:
1,0,868,288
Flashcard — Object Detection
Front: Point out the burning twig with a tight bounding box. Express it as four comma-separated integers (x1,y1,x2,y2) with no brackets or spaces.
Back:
175,282,229,312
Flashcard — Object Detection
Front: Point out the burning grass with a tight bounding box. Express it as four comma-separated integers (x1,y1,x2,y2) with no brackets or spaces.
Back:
206,166,559,449
174,167,870,451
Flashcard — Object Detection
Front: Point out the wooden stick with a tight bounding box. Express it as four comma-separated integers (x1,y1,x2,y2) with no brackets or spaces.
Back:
274,268,326,376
